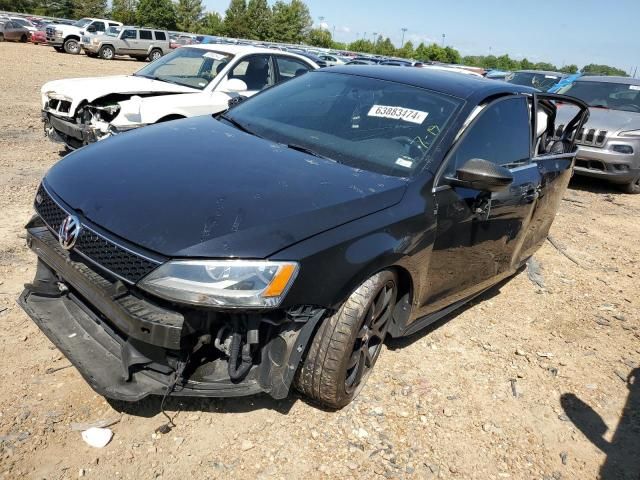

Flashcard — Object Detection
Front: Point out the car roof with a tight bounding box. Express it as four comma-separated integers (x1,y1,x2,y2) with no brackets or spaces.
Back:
575,75,640,85
187,43,317,65
515,70,563,76
326,65,536,100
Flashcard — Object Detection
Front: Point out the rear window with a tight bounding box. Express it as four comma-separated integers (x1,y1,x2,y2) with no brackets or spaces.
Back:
140,30,152,40
154,31,166,41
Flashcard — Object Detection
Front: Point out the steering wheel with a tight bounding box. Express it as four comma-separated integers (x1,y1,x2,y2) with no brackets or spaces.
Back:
392,135,427,158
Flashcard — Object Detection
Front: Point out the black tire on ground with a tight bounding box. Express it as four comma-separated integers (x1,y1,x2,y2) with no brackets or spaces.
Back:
63,38,80,54
99,45,115,60
149,48,162,62
0,34,4,42
295,270,398,409
622,175,640,194
20,34,28,43
133,56,147,61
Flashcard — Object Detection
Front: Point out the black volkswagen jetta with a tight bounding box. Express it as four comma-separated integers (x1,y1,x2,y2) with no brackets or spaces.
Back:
19,67,588,408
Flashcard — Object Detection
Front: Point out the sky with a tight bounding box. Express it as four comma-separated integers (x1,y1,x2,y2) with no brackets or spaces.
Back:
204,0,639,73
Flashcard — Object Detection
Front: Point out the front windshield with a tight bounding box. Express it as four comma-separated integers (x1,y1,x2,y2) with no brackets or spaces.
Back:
224,71,462,177
558,81,640,113
73,18,91,28
506,72,561,91
135,47,234,90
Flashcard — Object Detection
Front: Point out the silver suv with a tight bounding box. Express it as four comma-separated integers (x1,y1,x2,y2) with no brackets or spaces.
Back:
82,26,170,61
556,76,640,194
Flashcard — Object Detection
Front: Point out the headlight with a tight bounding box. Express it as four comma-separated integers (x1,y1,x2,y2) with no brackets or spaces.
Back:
92,38,99,45
138,260,299,308
619,129,640,138
55,30,62,37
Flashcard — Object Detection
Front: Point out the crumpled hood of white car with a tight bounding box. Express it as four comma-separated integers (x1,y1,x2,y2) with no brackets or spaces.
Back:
41,75,198,115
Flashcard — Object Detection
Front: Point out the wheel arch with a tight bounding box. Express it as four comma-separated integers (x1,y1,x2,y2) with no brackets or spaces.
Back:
64,34,80,42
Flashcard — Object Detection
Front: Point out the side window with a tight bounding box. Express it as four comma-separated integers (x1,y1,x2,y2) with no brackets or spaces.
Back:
139,30,152,40
91,21,105,32
230,55,273,91
275,56,311,81
445,97,530,176
108,22,120,27
122,29,137,40
154,31,167,41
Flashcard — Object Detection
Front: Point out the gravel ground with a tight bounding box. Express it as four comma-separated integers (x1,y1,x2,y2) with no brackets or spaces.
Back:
0,42,639,480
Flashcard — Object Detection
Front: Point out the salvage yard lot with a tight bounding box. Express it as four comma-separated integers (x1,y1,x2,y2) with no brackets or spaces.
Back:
0,42,639,479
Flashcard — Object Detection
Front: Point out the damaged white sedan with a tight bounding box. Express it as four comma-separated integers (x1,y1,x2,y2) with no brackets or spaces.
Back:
41,44,318,149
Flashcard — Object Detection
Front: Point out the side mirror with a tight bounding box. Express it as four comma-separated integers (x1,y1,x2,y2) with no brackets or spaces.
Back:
86,25,96,33
227,95,248,109
447,158,513,192
221,78,248,93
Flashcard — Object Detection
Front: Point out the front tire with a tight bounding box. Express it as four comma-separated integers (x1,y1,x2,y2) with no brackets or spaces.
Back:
20,34,28,43
622,175,640,194
63,38,80,54
99,45,115,60
295,270,397,408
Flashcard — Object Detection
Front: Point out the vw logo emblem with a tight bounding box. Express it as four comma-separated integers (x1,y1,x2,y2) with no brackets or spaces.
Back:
58,215,81,250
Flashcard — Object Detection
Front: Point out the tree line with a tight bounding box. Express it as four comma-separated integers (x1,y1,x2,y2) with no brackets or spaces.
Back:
1,0,628,75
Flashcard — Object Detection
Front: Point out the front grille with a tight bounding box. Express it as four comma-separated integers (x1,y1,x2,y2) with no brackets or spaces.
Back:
555,125,608,147
46,27,54,37
46,98,71,114
34,185,161,283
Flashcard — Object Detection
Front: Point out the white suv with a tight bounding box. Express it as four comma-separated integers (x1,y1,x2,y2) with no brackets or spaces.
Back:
46,17,123,54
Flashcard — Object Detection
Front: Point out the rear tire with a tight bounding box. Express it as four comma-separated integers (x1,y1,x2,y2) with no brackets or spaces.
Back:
295,270,398,409
0,33,4,42
20,34,27,43
622,175,640,194
99,45,115,60
149,48,162,62
63,38,80,54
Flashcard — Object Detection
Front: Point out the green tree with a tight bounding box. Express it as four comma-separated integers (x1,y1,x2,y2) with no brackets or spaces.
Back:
245,0,271,40
330,40,346,50
396,40,414,59
559,64,579,74
443,46,461,64
74,0,108,18
268,0,311,43
307,27,332,48
176,0,204,32
520,57,533,70
347,38,374,54
111,0,137,25
136,0,177,29
223,0,248,38
199,11,224,35
533,61,557,71
374,37,395,56
582,63,627,76
0,0,34,13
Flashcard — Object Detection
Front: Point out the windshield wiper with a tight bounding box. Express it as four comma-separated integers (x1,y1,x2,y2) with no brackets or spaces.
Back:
590,104,610,109
284,143,329,159
219,114,261,138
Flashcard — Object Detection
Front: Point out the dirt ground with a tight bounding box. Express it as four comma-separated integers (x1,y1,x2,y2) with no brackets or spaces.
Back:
0,42,639,480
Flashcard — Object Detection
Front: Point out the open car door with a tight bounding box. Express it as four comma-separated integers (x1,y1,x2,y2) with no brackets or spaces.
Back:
516,92,589,261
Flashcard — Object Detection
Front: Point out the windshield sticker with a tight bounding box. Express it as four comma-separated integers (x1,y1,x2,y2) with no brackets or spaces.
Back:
367,105,429,124
395,157,413,168
204,52,226,61
629,85,640,91
545,75,558,79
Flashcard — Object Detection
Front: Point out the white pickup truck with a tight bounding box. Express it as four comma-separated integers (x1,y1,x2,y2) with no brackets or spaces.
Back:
41,44,318,149
46,17,123,54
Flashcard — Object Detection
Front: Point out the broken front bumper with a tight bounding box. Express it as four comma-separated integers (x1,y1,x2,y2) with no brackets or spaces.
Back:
42,111,96,149
18,224,323,402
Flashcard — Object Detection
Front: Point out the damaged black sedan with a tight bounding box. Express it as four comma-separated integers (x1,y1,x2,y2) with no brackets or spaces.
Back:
19,67,588,408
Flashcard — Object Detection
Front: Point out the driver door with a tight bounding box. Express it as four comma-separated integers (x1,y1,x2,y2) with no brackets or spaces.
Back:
423,95,541,313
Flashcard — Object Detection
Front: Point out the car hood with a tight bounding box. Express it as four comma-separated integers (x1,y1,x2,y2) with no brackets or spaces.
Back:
44,116,408,259
556,104,640,134
41,75,197,115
